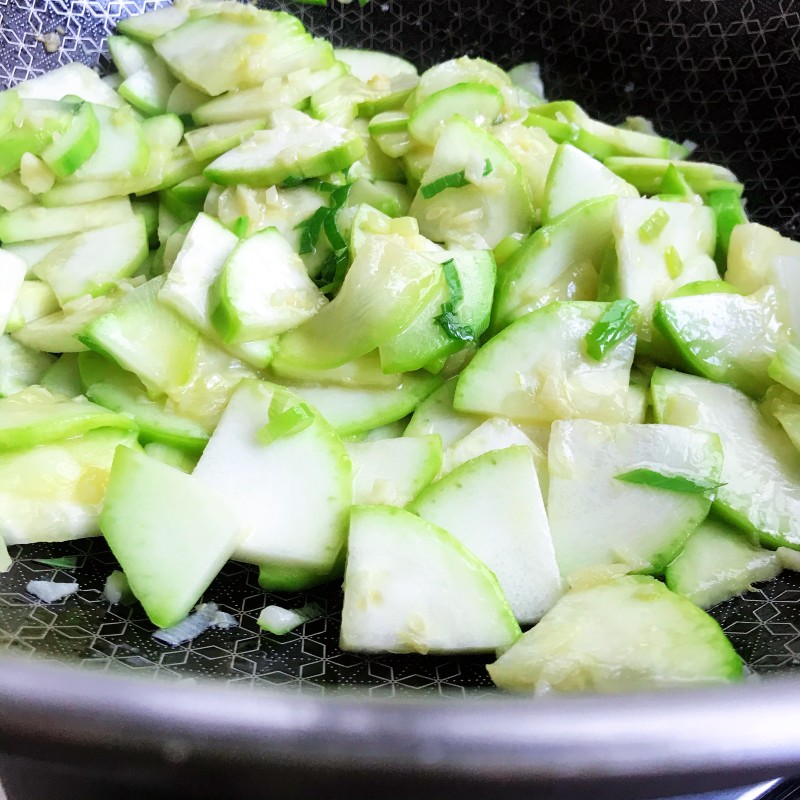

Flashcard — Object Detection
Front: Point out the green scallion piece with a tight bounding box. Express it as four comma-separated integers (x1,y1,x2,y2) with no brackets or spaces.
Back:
433,258,475,343
638,208,670,242
615,468,725,495
33,556,78,569
584,299,638,361
258,403,315,446
664,245,683,278
232,216,249,238
482,159,494,177
421,170,469,199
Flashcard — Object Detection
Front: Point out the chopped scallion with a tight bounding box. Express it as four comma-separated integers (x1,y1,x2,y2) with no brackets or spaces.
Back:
34,556,78,568
664,245,683,278
258,403,315,446
638,208,670,242
482,159,494,177
615,468,725,495
232,215,249,238
585,299,638,361
421,170,469,199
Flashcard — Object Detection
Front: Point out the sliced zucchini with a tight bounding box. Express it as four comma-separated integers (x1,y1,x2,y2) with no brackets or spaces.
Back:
335,49,417,82
403,377,484,447
347,435,442,506
274,235,442,370
0,250,26,335
0,385,135,451
456,302,636,424
492,196,614,331
204,111,365,187
33,216,149,305
39,354,82,398
270,350,403,389
340,505,521,654
0,335,54,398
11,62,123,108
0,197,134,243
109,35,177,116
651,368,800,550
665,518,781,609
40,100,100,178
410,445,562,624
80,276,199,395
488,575,742,693
211,227,326,343
0,175,34,212
116,5,189,43
278,372,443,438
184,119,269,161
654,285,784,397
542,143,638,223
410,115,534,249
725,222,800,295
0,428,137,545
193,380,351,570
379,249,496,374
548,419,722,579
411,57,515,109
100,445,243,628
604,157,741,196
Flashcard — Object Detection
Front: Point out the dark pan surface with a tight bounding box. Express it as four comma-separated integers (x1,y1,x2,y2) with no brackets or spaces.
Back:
1,0,799,696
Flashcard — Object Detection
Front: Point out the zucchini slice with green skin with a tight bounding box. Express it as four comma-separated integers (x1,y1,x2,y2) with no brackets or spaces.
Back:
334,49,418,83
654,285,784,398
275,235,442,371
542,143,639,223
40,101,100,178
379,249,496,374
80,276,199,395
0,385,135,451
347,434,442,506
725,222,800,295
410,445,562,624
211,227,326,344
547,419,722,579
100,445,244,629
0,335,54,398
278,372,444,438
492,195,615,331
0,197,134,243
488,575,742,693
651,368,800,551
456,302,636,425
665,518,781,609
410,57,514,109
0,428,138,545
0,251,26,336
39,354,81,398
271,350,403,390
410,115,534,249
184,119,269,161
408,83,504,147
610,197,718,349
79,352,210,454
116,4,189,43
193,380,351,571
603,157,741,196
204,111,365,187
340,505,521,654
33,216,149,305
0,174,34,212
404,377,484,448
11,62,123,108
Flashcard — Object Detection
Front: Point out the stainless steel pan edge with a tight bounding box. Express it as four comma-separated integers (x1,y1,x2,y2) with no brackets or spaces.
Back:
0,656,798,798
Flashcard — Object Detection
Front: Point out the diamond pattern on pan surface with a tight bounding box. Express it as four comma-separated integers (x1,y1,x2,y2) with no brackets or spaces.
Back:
0,0,799,693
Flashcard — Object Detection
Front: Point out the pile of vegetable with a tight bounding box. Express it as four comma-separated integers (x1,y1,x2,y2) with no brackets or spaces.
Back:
1,0,800,694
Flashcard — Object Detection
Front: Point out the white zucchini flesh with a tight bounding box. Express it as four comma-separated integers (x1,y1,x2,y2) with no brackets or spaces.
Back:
193,380,351,571
334,49,418,82
547,419,723,580
340,505,521,654
100,445,245,628
0,428,137,545
651,368,800,551
0,335,54,398
80,276,199,395
442,417,544,478
665,518,781,609
410,115,534,249
0,250,27,335
455,301,636,424
543,143,639,223
403,377,484,448
611,198,718,342
725,222,800,295
347,435,442,507
410,445,562,624
487,576,743,693
11,63,123,108
211,226,326,343
33,216,149,305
